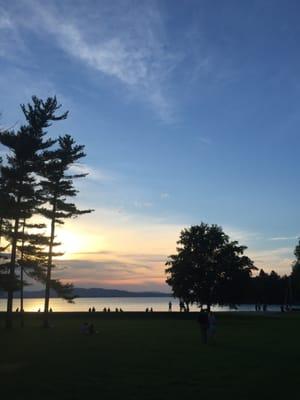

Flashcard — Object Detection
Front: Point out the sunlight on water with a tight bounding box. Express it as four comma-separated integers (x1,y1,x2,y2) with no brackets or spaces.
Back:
0,297,283,312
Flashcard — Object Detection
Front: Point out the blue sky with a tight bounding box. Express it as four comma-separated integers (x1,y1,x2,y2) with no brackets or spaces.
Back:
0,0,299,290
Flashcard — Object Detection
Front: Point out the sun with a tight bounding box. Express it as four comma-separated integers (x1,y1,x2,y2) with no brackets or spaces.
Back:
56,228,104,259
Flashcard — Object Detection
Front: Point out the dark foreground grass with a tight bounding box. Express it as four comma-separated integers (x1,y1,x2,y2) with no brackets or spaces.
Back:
0,312,299,400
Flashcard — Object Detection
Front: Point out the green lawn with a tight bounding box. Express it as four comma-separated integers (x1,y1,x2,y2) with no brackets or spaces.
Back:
1,313,299,400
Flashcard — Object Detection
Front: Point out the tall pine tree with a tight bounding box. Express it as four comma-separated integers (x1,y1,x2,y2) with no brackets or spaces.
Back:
38,135,93,327
0,96,67,328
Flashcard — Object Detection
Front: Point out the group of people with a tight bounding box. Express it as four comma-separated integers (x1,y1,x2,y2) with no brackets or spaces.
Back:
15,307,53,312
254,304,268,312
197,310,217,344
179,300,190,312
88,307,124,312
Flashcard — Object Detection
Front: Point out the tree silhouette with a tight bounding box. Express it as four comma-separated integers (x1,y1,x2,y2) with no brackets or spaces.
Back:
291,239,300,303
38,135,93,327
165,223,256,310
0,96,67,329
0,155,11,292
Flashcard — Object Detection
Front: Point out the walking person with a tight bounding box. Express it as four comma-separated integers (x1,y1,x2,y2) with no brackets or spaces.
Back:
207,311,217,344
197,309,209,344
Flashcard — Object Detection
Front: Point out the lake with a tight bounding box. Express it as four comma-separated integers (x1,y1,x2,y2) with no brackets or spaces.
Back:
0,297,283,312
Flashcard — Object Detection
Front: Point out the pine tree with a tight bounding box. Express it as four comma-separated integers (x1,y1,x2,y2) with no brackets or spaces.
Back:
0,155,11,290
38,135,93,327
0,96,67,329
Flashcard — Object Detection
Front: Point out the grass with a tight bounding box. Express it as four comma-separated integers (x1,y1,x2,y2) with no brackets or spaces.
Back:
0,312,299,400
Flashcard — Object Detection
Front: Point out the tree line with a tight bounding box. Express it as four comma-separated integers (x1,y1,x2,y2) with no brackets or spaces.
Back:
0,96,92,329
165,223,300,310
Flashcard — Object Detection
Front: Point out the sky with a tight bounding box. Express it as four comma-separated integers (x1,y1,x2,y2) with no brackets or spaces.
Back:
0,0,299,291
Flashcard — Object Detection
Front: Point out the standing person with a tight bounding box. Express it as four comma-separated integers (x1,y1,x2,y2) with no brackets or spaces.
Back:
208,311,217,344
88,323,95,335
179,300,184,312
168,301,172,312
197,309,209,344
263,304,267,312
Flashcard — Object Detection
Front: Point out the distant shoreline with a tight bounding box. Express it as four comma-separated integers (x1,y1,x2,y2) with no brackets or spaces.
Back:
0,287,172,299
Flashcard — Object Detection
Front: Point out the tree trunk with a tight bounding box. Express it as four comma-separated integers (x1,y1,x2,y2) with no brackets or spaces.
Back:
20,218,25,328
184,301,190,312
6,215,19,329
43,200,56,328
0,217,3,244
20,264,24,327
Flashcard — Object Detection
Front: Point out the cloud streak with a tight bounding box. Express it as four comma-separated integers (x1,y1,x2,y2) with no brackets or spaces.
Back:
69,163,113,182
269,236,299,241
3,0,179,122
55,257,167,291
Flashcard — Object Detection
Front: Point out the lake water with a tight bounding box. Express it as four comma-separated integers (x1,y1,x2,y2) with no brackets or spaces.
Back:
0,297,283,312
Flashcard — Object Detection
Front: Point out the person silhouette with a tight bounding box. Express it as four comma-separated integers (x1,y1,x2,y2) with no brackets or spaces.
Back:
263,304,267,312
92,307,96,312
88,323,95,335
207,311,217,343
168,301,172,312
197,309,209,344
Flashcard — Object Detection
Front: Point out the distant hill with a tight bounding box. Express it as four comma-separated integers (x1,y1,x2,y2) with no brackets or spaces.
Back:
0,287,171,298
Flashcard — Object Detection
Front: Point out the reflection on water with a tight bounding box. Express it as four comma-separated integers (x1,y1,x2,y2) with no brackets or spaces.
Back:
0,297,283,312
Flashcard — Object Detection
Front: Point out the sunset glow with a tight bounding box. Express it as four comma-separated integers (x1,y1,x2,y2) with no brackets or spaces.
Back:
1,0,299,291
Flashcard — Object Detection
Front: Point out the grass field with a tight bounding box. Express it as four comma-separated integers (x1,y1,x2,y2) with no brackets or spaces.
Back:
0,312,299,400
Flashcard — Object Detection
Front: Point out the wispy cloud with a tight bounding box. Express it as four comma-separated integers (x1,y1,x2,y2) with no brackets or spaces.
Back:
269,236,299,241
160,192,170,199
4,0,180,122
247,247,293,274
55,259,163,290
133,201,153,209
0,5,28,60
223,225,262,243
69,163,113,182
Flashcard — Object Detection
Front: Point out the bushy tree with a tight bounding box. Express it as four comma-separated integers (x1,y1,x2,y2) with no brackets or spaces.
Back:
291,239,300,303
165,223,256,310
